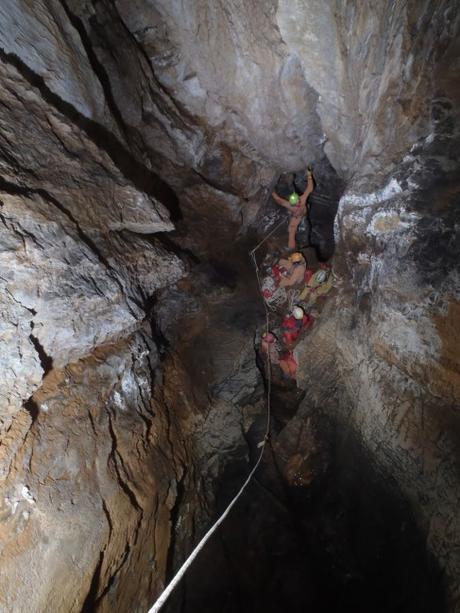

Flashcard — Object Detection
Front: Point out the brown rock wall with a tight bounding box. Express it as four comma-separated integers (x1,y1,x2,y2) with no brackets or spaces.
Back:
0,334,204,612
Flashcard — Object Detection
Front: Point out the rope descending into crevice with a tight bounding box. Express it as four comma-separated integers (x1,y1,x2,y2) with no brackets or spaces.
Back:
148,221,281,613
248,217,287,256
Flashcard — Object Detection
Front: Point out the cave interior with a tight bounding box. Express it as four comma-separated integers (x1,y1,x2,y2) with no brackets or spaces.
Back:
0,2,459,613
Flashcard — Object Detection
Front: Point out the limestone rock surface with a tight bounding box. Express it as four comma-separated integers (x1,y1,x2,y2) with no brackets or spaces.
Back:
0,51,183,419
0,333,204,612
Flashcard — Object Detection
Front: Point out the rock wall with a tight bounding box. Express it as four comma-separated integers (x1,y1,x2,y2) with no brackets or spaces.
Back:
0,0,459,612
0,42,182,419
291,3,460,603
0,3,191,609
2,335,167,611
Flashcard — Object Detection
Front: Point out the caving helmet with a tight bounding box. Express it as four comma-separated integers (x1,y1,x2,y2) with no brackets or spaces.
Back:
289,192,300,206
289,252,304,264
292,306,305,320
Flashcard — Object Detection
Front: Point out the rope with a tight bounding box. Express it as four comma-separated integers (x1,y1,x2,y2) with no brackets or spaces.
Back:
249,217,287,256
148,420,269,613
148,224,276,613
250,247,272,447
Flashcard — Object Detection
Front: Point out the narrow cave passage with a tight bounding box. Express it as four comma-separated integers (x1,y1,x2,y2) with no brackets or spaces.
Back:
157,171,446,613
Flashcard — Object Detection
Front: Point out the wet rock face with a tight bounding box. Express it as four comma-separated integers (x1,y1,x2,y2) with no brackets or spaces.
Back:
0,1,459,612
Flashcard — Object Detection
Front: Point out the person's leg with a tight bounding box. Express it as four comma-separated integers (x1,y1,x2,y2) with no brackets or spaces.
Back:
288,216,301,250
305,174,314,198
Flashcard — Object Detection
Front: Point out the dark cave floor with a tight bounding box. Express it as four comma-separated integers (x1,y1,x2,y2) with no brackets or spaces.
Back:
169,412,446,613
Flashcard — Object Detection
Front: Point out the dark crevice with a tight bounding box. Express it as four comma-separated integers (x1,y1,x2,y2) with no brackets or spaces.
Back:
165,471,187,580
24,306,37,317
94,542,131,606
58,0,129,140
29,334,53,375
0,47,181,221
87,409,97,436
153,232,201,266
0,175,140,319
106,406,143,512
108,2,198,130
143,294,171,357
176,414,446,613
80,550,104,613
23,397,40,422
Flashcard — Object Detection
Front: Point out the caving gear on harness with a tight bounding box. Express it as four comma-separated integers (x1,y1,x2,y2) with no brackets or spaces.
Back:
261,272,287,307
289,252,304,263
282,309,314,345
278,253,307,289
293,306,305,320
272,264,283,282
315,270,328,284
261,275,276,298
303,267,327,287
260,332,280,365
304,268,315,284
299,266,334,304
289,192,300,206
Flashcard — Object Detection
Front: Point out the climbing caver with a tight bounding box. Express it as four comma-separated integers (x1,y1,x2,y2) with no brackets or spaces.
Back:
281,306,314,347
261,251,306,308
277,252,307,288
260,331,280,365
254,168,331,382
272,167,315,251
259,332,298,379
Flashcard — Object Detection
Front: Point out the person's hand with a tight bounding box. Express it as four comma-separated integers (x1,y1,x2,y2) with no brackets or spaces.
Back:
271,191,277,197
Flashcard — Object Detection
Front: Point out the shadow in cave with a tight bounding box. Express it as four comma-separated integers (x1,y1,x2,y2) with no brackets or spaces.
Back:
165,410,446,613
195,260,240,291
0,47,183,223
